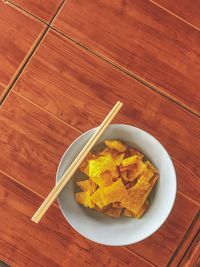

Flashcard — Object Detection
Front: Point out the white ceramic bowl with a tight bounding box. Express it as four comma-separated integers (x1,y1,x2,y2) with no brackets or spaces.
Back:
56,124,176,246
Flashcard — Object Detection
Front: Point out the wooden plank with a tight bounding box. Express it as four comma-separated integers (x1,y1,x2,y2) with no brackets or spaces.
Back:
0,83,5,100
169,212,200,266
179,231,200,267
0,171,153,267
10,0,63,23
53,0,200,114
13,30,200,204
0,92,80,197
0,1,45,86
195,257,200,267
151,0,200,29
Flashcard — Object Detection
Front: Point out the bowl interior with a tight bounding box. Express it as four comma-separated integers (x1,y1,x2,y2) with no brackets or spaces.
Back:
56,124,176,246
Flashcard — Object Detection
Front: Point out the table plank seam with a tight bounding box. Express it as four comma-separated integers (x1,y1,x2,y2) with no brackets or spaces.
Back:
0,25,48,105
0,81,6,88
149,0,200,32
178,191,200,208
0,0,66,106
2,0,200,117
6,0,48,25
0,83,6,98
13,90,82,134
179,230,200,266
48,26,200,119
0,169,58,209
167,211,200,266
123,247,156,267
5,0,200,41
0,169,156,266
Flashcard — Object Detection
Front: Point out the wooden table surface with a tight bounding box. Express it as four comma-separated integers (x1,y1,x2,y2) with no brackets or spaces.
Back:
0,1,199,266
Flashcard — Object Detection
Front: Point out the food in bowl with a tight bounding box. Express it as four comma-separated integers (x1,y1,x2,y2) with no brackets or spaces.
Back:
75,140,159,218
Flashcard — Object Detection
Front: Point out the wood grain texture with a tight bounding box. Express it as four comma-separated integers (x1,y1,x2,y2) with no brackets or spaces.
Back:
0,83,5,100
14,30,200,204
0,92,79,197
0,171,153,267
10,0,63,22
152,0,200,28
0,1,45,86
179,230,200,267
195,258,200,267
53,0,200,114
169,212,200,266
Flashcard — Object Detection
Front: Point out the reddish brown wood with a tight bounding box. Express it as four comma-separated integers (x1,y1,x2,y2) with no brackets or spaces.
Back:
0,83,5,99
10,0,63,22
195,257,200,267
53,0,200,114
152,0,200,28
180,230,200,267
0,1,45,86
13,30,200,204
164,212,200,266
0,92,79,197
0,171,153,267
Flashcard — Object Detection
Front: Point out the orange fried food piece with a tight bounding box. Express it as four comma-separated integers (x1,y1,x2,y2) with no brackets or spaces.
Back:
112,202,122,208
145,160,158,174
75,191,94,208
121,155,138,167
135,200,149,218
149,174,159,187
108,167,119,179
123,208,134,217
76,179,97,193
94,204,122,218
128,148,144,159
79,152,94,175
103,206,122,218
121,175,150,213
102,178,127,206
120,169,128,180
99,147,111,156
105,140,127,152
142,168,154,181
122,174,158,214
120,160,147,181
123,200,149,218
113,153,125,166
99,148,125,166
90,172,113,188
91,188,105,209
91,178,127,208
88,154,116,178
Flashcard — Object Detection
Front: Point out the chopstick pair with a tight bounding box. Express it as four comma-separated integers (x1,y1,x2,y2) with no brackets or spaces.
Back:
31,101,123,223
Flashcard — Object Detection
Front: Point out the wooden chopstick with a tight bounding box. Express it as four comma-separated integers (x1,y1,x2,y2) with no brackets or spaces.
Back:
31,101,123,223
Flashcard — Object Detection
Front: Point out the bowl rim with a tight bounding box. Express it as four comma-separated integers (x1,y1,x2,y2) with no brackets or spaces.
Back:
56,124,177,246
